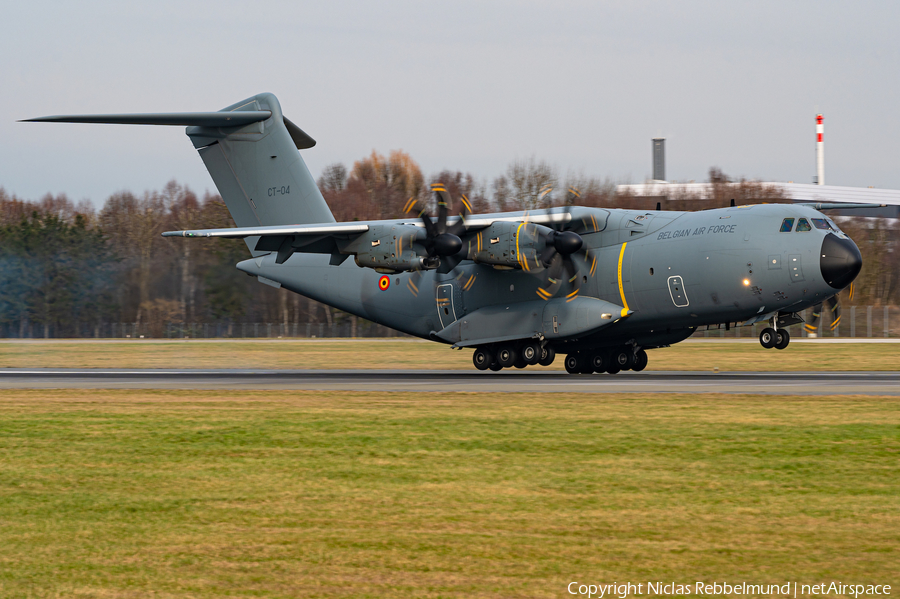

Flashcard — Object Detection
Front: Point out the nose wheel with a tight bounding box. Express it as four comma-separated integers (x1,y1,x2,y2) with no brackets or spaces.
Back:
760,327,790,350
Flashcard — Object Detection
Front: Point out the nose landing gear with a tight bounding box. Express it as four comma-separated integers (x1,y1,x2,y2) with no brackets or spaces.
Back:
759,324,790,350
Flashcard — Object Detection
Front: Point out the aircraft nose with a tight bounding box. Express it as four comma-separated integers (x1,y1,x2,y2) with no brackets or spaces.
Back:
820,232,862,289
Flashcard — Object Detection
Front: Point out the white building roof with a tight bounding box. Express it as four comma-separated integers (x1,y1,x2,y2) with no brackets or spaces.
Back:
617,182,900,207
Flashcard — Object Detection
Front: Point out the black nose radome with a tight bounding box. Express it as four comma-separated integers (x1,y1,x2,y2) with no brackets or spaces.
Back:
820,233,862,289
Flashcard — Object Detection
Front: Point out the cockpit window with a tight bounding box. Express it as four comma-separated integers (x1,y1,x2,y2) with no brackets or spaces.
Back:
796,218,812,232
780,218,794,232
812,218,832,230
826,218,843,233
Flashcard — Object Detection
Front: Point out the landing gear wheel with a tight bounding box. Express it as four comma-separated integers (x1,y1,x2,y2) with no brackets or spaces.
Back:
606,364,621,375
514,356,528,369
774,329,790,350
472,347,494,371
496,346,518,368
612,348,635,371
538,347,556,367
564,353,582,374
759,328,776,349
489,362,503,372
632,349,648,372
590,351,607,373
521,342,541,365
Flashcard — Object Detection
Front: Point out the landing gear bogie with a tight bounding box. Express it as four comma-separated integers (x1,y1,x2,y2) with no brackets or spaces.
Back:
472,347,494,371
496,346,518,368
612,348,635,370
538,347,556,367
632,349,648,371
564,353,583,374
521,342,541,365
590,351,607,373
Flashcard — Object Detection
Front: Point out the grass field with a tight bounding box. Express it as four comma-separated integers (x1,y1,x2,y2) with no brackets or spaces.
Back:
0,390,897,597
1,339,900,371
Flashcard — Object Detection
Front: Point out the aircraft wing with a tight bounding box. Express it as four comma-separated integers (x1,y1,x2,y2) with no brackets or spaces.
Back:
162,210,575,265
798,202,888,210
162,222,370,263
162,223,369,239
162,210,573,242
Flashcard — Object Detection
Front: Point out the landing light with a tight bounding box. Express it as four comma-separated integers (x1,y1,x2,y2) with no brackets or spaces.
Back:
743,279,750,286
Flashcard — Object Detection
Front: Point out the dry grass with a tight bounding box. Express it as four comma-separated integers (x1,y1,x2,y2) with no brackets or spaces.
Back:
0,389,898,597
1,339,899,371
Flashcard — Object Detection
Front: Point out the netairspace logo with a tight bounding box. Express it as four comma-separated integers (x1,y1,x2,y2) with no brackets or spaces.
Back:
567,581,892,598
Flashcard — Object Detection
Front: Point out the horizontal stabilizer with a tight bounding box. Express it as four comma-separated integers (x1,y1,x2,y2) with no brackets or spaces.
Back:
21,111,272,127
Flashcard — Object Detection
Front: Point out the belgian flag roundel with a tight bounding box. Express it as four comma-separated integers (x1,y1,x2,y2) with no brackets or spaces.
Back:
378,276,390,291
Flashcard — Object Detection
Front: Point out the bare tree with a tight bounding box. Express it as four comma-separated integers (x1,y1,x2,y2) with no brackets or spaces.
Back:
505,157,558,210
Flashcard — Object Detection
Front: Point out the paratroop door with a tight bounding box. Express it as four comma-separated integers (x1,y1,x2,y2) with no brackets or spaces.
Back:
436,284,459,328
667,275,689,307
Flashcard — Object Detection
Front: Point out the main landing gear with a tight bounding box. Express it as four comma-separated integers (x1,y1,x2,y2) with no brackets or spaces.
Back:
472,342,556,371
473,342,647,374
563,347,648,375
759,327,790,350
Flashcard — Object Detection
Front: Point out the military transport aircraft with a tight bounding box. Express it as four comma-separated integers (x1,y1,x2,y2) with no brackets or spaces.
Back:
24,93,865,374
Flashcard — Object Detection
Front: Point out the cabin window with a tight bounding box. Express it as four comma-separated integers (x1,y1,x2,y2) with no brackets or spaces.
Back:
796,218,812,232
780,218,794,232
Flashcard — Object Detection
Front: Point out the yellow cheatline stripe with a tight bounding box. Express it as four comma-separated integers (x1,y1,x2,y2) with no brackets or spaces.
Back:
566,289,578,298
431,183,446,191
464,275,476,290
831,315,842,329
805,324,816,332
617,242,630,317
398,236,402,254
536,288,552,300
404,198,417,213
516,222,529,271
460,194,472,212
408,279,418,292
849,283,855,300
568,187,581,198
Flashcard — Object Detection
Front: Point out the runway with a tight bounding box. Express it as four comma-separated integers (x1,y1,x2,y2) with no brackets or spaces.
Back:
1,369,898,395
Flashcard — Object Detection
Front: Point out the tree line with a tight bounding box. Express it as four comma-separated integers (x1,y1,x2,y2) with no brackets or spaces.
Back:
1,154,897,337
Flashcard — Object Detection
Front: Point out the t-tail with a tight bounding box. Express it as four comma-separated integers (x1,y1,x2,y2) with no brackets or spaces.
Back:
22,92,334,253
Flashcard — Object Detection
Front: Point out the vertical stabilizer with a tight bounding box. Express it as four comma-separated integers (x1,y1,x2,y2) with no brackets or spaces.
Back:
186,93,335,252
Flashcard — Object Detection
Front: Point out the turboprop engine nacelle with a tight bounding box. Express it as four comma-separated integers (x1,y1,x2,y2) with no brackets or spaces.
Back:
340,224,430,274
468,221,548,270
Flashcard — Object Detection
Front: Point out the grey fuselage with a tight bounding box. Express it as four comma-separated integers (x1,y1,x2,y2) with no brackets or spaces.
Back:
239,202,849,352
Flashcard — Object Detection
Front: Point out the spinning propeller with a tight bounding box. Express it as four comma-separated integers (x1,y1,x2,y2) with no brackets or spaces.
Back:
534,196,600,301
804,283,853,337
404,183,472,296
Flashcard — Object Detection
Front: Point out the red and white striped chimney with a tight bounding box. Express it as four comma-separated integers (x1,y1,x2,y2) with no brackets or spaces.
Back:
816,113,824,185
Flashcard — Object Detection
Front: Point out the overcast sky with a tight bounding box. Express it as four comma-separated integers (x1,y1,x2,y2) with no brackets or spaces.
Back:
2,1,898,206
